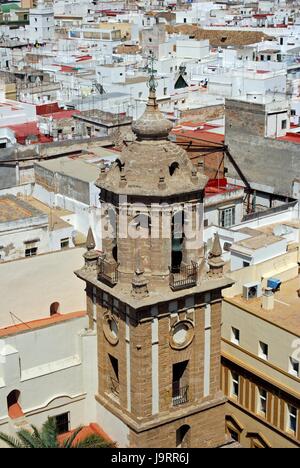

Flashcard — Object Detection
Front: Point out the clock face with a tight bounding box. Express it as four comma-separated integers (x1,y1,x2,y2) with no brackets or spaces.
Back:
170,320,194,350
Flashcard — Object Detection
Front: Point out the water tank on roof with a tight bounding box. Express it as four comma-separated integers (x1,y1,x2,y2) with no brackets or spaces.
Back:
267,278,281,292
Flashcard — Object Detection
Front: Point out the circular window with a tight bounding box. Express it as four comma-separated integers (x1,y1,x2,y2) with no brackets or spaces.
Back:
103,315,119,345
170,320,194,350
109,318,118,339
173,323,188,345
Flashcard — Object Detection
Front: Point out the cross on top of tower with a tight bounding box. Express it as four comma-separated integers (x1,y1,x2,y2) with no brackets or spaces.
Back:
146,54,157,93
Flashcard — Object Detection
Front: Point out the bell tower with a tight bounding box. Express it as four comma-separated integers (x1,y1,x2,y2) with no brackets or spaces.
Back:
76,73,233,448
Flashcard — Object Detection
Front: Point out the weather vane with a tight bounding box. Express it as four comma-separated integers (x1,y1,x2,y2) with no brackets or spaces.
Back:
146,54,157,92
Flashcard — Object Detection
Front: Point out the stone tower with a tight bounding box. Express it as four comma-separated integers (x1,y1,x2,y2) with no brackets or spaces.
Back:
76,86,233,448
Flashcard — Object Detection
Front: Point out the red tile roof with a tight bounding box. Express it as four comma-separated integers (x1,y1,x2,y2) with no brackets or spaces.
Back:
36,103,61,115
278,132,300,144
57,423,113,446
0,311,86,338
172,128,224,144
42,110,81,119
205,178,243,196
0,121,53,144
8,402,24,420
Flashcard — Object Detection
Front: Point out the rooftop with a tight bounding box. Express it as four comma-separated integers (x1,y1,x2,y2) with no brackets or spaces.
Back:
0,195,44,224
231,233,284,253
225,275,300,336
0,311,85,339
278,132,300,145
36,157,99,183
22,197,73,231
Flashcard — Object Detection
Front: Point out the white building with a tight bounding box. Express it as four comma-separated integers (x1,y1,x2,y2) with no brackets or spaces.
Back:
0,311,98,446
29,0,55,43
0,195,75,262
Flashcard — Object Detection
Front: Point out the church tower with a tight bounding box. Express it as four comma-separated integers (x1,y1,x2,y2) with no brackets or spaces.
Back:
76,75,233,448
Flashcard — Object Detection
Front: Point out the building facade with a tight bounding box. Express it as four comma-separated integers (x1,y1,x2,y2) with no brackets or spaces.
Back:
76,85,233,448
221,247,300,448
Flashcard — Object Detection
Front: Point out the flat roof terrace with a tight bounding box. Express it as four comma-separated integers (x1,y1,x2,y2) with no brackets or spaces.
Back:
0,195,44,224
225,275,300,336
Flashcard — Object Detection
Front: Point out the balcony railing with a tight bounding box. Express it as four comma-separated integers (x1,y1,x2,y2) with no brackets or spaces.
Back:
169,264,198,291
98,258,118,286
172,382,189,406
110,377,119,398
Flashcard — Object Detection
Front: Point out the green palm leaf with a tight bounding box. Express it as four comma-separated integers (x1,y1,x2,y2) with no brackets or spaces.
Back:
0,431,24,448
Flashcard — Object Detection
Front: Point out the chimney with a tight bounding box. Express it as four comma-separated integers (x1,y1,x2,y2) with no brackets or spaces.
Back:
262,287,274,311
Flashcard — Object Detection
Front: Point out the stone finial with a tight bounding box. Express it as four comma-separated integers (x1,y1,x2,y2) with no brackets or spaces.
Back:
208,233,225,278
211,232,222,257
99,160,106,176
197,160,204,173
191,166,198,184
86,227,96,251
131,251,149,299
84,227,99,270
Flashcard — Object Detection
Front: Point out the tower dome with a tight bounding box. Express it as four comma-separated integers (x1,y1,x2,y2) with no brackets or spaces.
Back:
132,90,173,141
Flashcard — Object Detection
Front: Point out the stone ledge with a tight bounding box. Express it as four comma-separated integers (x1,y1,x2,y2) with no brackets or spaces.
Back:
95,392,226,433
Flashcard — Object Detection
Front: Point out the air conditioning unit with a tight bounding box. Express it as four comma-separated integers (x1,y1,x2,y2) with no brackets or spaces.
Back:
243,282,262,300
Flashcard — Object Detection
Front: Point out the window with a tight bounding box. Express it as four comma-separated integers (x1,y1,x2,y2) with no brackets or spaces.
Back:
219,207,235,228
108,354,119,397
172,361,189,406
138,91,142,98
54,412,70,434
149,37,152,42
267,55,271,61
176,425,190,448
281,120,287,130
163,87,167,96
50,302,60,316
223,242,232,252
289,357,299,377
25,247,37,257
257,388,267,416
287,405,297,434
259,341,268,360
291,110,296,117
230,371,239,398
228,428,239,441
243,261,250,268
231,327,240,345
60,238,69,250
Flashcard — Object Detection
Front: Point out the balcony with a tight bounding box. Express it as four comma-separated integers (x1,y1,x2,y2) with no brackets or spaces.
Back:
98,258,118,286
169,264,198,291
172,382,189,406
110,377,119,398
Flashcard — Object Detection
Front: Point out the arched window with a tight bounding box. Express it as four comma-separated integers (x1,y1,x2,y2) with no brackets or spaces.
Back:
176,424,190,448
129,213,151,239
169,162,179,176
50,302,60,316
7,390,23,419
171,211,184,273
115,159,124,172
